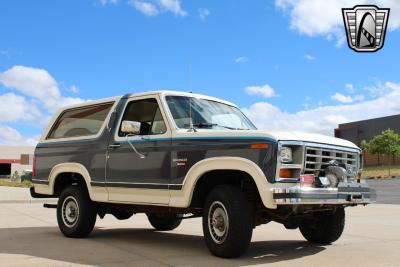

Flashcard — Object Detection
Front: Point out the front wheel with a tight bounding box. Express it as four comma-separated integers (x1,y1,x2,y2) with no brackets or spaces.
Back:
57,185,97,238
202,185,253,258
299,207,345,244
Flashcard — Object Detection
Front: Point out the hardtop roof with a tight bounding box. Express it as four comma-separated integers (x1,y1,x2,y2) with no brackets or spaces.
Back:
59,90,237,111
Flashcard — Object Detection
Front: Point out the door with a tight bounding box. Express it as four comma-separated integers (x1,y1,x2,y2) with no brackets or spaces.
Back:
106,96,172,204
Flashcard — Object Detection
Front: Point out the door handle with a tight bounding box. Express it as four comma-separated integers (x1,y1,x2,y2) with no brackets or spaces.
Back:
109,143,121,149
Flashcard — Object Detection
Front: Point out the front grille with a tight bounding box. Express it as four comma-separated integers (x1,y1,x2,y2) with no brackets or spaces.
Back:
304,146,358,176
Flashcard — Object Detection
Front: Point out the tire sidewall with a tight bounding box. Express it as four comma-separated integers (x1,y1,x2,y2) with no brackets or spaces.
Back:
202,185,253,258
147,213,182,231
300,207,345,244
57,185,96,237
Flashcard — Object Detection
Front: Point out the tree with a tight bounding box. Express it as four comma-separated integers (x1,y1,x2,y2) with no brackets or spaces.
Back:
364,129,400,176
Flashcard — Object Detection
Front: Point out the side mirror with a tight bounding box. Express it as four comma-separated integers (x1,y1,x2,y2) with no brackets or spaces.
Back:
121,120,141,135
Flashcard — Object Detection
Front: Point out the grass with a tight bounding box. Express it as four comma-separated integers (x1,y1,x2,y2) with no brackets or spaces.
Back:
362,165,400,179
0,179,33,188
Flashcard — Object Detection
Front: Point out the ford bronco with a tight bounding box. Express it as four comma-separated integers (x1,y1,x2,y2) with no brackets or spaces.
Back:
31,91,375,258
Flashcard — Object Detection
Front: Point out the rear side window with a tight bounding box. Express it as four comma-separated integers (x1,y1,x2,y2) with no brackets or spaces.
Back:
47,103,114,139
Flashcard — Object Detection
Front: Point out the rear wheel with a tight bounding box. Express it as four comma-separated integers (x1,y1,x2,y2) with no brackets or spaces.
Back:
57,185,97,238
202,185,253,258
299,207,345,244
147,213,182,231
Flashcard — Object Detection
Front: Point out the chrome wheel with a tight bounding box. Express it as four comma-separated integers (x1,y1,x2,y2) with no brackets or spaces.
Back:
208,201,229,244
62,196,79,228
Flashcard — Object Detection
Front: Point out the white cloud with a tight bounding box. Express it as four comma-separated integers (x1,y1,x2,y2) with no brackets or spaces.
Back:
198,8,210,20
0,65,85,112
243,81,400,136
235,56,249,64
276,0,400,45
99,0,118,6
304,54,316,60
0,125,23,144
0,93,43,123
245,83,277,98
0,125,40,146
159,0,187,16
129,0,187,17
129,0,159,16
69,85,79,94
345,83,355,93
0,65,87,145
330,92,365,103
331,93,352,103
365,81,391,97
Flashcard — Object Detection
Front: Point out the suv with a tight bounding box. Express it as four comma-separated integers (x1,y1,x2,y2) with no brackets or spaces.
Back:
31,91,375,258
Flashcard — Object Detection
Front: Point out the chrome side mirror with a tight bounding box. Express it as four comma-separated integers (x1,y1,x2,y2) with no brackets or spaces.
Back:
121,120,141,135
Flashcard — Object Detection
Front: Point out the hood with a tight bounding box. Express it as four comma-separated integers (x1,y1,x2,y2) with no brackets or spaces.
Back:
258,130,359,149
175,129,359,150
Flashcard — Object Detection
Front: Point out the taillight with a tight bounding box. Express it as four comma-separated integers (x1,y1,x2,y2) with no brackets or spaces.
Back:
32,155,36,178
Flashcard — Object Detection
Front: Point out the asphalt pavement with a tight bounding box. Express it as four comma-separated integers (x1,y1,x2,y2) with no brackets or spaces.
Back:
367,178,400,204
0,182,399,267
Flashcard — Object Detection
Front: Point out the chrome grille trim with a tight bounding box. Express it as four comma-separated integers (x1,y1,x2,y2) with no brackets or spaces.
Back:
303,146,359,176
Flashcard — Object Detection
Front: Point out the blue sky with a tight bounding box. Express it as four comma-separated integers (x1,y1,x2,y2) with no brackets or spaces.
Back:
0,0,399,145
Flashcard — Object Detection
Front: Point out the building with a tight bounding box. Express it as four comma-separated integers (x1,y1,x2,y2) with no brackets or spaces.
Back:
335,114,400,166
0,146,35,178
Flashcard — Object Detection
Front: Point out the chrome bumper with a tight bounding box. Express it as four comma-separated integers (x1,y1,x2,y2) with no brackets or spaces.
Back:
273,182,376,205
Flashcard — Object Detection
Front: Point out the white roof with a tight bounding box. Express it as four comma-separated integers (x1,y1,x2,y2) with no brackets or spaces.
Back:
57,90,237,112
128,90,238,107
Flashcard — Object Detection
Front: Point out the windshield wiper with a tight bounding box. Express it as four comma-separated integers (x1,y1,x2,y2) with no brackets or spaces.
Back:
190,123,249,130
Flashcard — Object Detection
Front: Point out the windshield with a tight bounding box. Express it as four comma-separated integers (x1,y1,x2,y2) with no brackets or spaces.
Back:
165,96,256,130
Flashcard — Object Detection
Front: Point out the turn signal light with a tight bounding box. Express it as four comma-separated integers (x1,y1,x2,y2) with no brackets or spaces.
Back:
356,172,361,183
279,168,293,178
251,143,269,149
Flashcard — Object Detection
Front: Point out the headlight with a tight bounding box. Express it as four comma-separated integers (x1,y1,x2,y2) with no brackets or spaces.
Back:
280,146,293,163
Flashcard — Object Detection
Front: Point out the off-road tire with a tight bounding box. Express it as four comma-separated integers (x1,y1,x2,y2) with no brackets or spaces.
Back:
57,185,97,238
202,185,253,258
147,213,182,231
299,207,345,244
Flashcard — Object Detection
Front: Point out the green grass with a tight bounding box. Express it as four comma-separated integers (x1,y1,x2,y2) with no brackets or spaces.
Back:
0,179,33,188
362,165,400,179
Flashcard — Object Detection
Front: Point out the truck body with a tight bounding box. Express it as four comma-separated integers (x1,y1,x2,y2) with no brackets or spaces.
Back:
31,91,375,258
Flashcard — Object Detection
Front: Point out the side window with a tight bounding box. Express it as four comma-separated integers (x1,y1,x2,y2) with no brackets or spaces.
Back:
47,103,114,139
119,98,167,136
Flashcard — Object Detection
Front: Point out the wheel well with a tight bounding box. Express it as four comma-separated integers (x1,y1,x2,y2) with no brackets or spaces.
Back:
53,172,88,196
190,170,261,208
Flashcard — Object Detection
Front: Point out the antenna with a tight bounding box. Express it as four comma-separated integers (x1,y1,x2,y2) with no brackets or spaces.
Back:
187,59,196,132
188,95,196,132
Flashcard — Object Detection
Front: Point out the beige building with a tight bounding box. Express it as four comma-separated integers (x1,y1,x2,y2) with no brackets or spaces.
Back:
0,146,35,178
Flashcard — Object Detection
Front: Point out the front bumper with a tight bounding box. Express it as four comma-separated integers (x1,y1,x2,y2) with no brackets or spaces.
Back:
273,182,376,205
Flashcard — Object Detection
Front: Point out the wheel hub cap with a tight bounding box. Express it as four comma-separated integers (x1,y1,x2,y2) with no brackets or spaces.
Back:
62,196,79,227
208,201,229,244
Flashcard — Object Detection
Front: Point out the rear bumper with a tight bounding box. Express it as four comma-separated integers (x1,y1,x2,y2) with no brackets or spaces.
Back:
30,186,54,199
273,182,376,205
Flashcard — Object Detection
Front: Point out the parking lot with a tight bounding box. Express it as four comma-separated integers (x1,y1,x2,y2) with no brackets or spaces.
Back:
0,181,399,267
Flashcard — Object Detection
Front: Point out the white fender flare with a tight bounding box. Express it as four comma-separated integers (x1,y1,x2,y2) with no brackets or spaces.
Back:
47,163,107,202
169,157,277,209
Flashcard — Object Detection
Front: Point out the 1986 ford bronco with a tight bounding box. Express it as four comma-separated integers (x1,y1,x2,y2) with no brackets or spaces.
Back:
31,91,375,258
